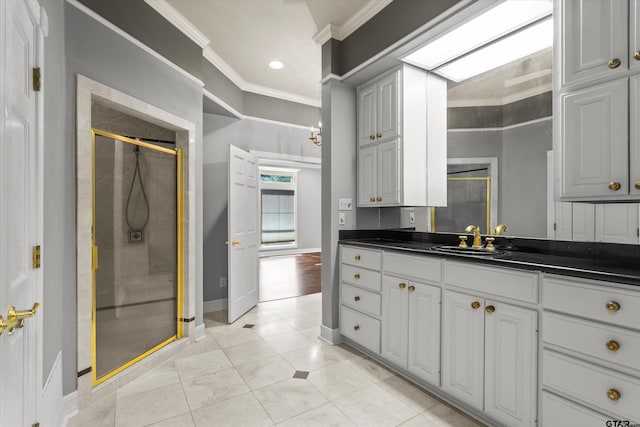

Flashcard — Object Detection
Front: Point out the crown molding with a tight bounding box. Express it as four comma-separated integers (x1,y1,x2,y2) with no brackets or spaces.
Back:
145,0,210,48
313,0,394,44
448,84,552,107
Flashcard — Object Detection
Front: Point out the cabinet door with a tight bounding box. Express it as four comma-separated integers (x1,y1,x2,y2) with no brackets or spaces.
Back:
358,83,377,147
381,275,408,368
561,78,628,198
358,145,377,206
553,202,573,241
377,139,400,205
442,291,484,410
571,203,595,241
376,71,400,142
630,74,640,196
631,0,640,73
561,0,627,87
407,282,441,386
595,203,640,244
484,302,537,427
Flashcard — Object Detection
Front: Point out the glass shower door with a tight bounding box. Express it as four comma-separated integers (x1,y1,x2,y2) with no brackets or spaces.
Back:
91,129,182,385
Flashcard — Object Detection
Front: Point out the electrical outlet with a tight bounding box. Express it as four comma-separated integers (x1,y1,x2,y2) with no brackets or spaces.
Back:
220,276,227,288
409,211,415,224
339,212,346,225
339,198,353,211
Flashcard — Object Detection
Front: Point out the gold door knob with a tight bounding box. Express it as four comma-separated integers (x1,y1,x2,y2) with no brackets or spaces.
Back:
607,388,621,401
408,285,415,292
485,305,496,313
369,197,375,203
634,181,640,190
354,255,361,261
635,51,640,60
369,135,375,140
353,325,360,331
354,296,360,302
376,132,382,138
606,301,620,312
608,181,621,191
376,196,382,202
471,301,481,310
606,340,621,352
0,303,40,336
225,240,240,246
399,282,406,289
354,274,360,280
608,58,621,69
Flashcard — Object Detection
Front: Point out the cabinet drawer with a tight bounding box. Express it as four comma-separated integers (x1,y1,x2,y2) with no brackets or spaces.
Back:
341,246,381,270
340,305,380,354
444,261,538,304
341,283,381,317
543,350,640,422
383,251,441,282
543,312,640,372
543,276,640,330
341,264,381,292
542,392,610,426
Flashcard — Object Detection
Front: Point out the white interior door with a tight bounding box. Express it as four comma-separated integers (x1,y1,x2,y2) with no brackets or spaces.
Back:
1,0,41,425
228,145,259,323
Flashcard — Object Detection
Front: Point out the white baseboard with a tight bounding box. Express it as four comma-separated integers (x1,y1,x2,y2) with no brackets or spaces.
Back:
319,325,343,345
61,391,79,426
194,323,206,342
41,351,64,427
259,247,321,257
203,298,227,313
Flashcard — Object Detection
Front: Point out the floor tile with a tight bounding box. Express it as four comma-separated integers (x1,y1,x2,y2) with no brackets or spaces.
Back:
344,355,395,382
235,354,296,390
378,375,441,413
399,413,440,427
333,383,418,427
175,349,232,381
262,330,315,354
276,402,355,427
423,403,483,427
67,392,116,427
253,378,328,423
307,359,374,400
116,366,180,398
115,382,190,427
254,319,297,338
211,327,261,348
222,339,277,366
182,367,250,410
281,343,348,372
191,392,273,427
147,412,195,427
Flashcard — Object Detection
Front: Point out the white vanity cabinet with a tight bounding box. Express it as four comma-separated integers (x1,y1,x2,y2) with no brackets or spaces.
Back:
542,275,640,423
442,262,538,427
380,252,441,386
356,64,447,207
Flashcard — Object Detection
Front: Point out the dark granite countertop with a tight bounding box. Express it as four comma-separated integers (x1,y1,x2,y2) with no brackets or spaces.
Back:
339,230,640,287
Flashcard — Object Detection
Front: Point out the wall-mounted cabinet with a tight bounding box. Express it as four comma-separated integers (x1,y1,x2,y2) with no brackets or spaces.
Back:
356,64,447,207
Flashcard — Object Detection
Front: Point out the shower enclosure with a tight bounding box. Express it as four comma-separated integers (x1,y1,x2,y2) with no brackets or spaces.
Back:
91,129,183,385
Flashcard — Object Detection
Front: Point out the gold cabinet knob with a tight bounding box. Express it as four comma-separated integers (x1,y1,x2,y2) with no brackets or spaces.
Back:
635,181,640,190
369,135,375,140
635,51,640,61
485,305,496,313
353,325,360,331
376,196,382,202
608,58,621,69
225,240,241,246
471,301,481,310
606,340,621,352
607,388,621,401
608,181,621,191
376,132,382,138
369,197,375,203
606,301,621,312
458,236,468,248
354,296,360,302
408,285,415,292
354,274,360,280
399,282,406,289
354,255,361,261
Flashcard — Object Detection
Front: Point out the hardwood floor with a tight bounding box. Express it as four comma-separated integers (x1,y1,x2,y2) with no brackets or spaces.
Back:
259,252,321,302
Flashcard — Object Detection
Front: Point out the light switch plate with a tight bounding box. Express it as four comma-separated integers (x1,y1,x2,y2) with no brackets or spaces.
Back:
409,211,415,224
339,198,353,211
339,212,346,225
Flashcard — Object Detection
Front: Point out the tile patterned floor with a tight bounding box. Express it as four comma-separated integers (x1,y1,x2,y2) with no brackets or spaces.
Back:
68,293,484,427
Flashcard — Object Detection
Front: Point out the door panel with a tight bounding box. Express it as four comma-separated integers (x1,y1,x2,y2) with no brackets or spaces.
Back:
595,203,640,244
377,71,399,142
407,282,440,386
358,145,377,206
381,275,408,367
358,83,377,147
377,139,400,205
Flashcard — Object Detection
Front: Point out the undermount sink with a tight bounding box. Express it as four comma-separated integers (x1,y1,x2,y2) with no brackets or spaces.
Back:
429,245,506,257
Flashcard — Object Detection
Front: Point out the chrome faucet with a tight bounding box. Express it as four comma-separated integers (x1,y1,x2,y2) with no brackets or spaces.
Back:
494,224,508,235
464,225,483,248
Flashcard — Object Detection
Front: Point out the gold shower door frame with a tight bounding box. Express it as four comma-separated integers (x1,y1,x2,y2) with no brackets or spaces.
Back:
430,176,491,234
90,128,184,386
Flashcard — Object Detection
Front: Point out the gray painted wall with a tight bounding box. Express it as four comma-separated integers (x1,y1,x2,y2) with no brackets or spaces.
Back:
202,113,321,303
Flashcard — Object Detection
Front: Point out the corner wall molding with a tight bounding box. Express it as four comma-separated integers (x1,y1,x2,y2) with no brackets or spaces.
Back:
313,0,394,45
203,298,228,313
144,0,210,48
61,391,79,427
319,325,343,345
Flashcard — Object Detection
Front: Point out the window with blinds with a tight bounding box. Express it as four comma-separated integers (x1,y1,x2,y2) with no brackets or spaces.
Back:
261,189,295,245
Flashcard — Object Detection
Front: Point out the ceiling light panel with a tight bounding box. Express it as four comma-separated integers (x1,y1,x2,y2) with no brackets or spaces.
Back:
269,60,284,70
403,0,552,70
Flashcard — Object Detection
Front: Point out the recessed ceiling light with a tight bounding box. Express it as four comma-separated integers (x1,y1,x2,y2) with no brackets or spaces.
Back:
269,60,284,70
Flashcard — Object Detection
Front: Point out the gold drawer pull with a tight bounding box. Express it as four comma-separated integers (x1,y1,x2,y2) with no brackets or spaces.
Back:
608,181,621,191
353,325,360,331
369,135,375,140
408,285,415,292
608,58,621,69
471,301,480,310
376,132,382,138
376,196,382,202
606,340,620,352
354,255,361,261
635,51,640,61
606,301,620,312
485,305,495,313
635,181,640,190
369,197,375,203
354,296,360,302
354,274,360,280
607,388,621,401
399,282,406,289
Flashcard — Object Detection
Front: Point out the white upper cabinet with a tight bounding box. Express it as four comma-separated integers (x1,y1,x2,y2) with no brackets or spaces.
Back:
560,0,627,88
356,64,447,207
631,0,640,72
630,74,640,196
595,203,640,243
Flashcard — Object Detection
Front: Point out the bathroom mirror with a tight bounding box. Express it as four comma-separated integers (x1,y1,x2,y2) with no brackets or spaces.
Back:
429,49,552,239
